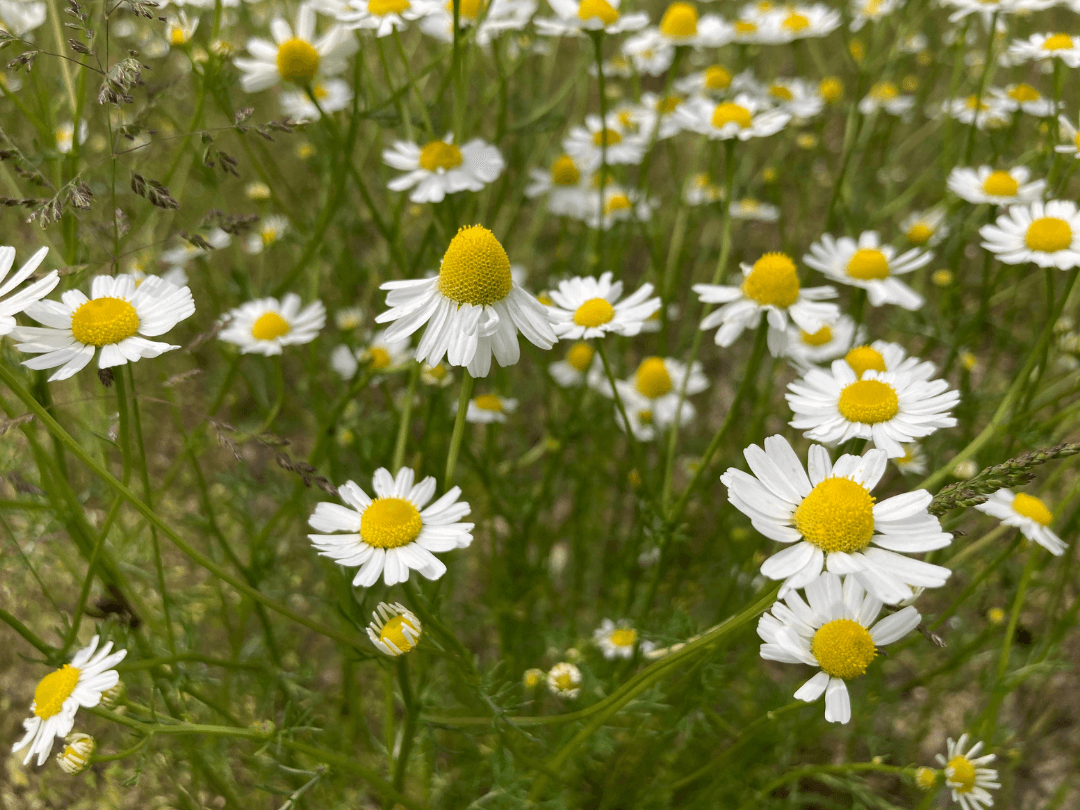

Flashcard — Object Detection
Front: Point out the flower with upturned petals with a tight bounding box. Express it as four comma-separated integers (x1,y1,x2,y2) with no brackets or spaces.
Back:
547,272,660,340
935,734,1000,810
384,135,504,204
367,602,423,655
975,489,1067,555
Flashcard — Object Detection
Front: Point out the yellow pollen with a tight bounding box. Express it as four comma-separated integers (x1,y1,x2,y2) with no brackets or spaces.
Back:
474,394,504,411
1012,492,1053,525
609,628,637,646
276,38,320,83
369,347,391,369
783,11,810,31
361,497,423,548
981,170,1018,197
70,298,140,347
811,618,876,679
554,671,575,690
946,756,977,793
846,248,890,280
251,311,291,341
368,0,411,14
838,379,900,424
438,225,513,307
592,128,622,147
551,154,580,186
1008,83,1040,102
742,252,800,307
170,28,188,45
735,19,757,33
635,357,672,398
795,477,876,553
657,95,682,114
907,223,934,245
801,325,833,346
705,65,731,90
820,77,843,102
769,84,794,101
1025,217,1072,253
566,341,595,371
447,0,485,18
869,81,898,101
33,665,82,719
379,614,420,651
844,345,887,377
574,298,616,327
659,2,698,37
605,193,632,214
1042,33,1073,51
577,0,619,24
712,102,753,129
419,140,463,172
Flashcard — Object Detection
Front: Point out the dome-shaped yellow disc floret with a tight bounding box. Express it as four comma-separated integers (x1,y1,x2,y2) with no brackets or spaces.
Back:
361,498,423,548
578,0,619,24
811,618,876,679
659,2,698,37
1012,492,1053,525
276,38,320,83
981,171,1018,198
71,298,140,347
794,477,876,553
837,379,900,423
251,311,291,341
574,298,616,327
844,345,887,378
419,140,463,172
438,225,513,307
33,665,82,719
1025,217,1072,253
742,252,800,308
846,248,890,280
712,102,753,129
635,357,672,398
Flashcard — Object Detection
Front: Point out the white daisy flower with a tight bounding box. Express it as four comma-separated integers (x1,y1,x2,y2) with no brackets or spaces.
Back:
243,214,291,254
330,329,411,378
525,154,591,218
849,0,899,31
165,10,199,48
335,306,364,331
375,225,557,378
1004,33,1080,68
308,467,473,587
615,386,695,442
757,572,921,723
947,166,1045,207
771,315,861,369
12,274,194,382
12,636,126,766
1054,113,1080,158
563,114,649,172
935,734,1000,810
683,172,723,206
418,0,537,46
0,0,46,36
582,185,656,231
54,121,88,155
383,135,504,204
233,3,357,93
759,77,825,119
803,232,932,310
609,355,708,405
974,489,1067,555
130,266,189,290
279,77,353,121
548,341,603,387
765,3,840,41
535,0,648,37
730,198,780,222
656,3,731,47
674,64,733,96
217,294,326,355
989,83,1056,118
618,92,686,141
857,82,914,117
979,200,1080,269
461,393,518,423
593,618,639,659
900,208,950,247
420,362,454,387
547,272,660,340
836,340,938,381
367,602,423,655
938,95,1010,130
675,93,791,141
893,442,927,475
786,361,959,458
55,732,95,775
547,662,583,698
0,246,59,337
159,227,231,270
334,0,437,36
723,436,952,603
693,252,839,351
620,28,676,76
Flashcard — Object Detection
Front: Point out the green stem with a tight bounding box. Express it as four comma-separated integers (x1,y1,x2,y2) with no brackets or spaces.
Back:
444,372,474,483
393,362,421,471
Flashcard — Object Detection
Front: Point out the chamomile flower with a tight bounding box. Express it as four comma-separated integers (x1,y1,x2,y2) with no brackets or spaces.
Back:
615,386,695,441
939,95,1009,130
803,232,932,310
419,0,537,46
0,246,59,336
947,166,1045,206
674,64,733,96
547,662,583,698
610,355,708,405
308,467,473,587
547,272,660,340
849,0,899,31
757,572,921,722
758,77,825,119
335,306,364,330
461,393,518,423
233,3,357,93
335,0,436,36
367,602,423,655
383,135,505,204
979,200,1080,269
330,329,411,378
857,82,914,117
724,436,952,602
593,619,640,659
893,442,927,475
1004,33,1080,68
55,733,95,775
375,225,557,378
525,154,591,218
625,92,687,140
11,636,126,766
54,121,88,154
974,489,1067,555
771,315,860,369
730,198,780,221
935,734,1000,810
243,214,291,254
900,208,949,247
621,28,676,75
548,341,603,387
535,0,648,37
563,114,649,172
766,3,840,41
990,83,1056,118
786,361,959,458
279,78,353,120
683,172,723,206
218,294,326,355
165,10,199,48
421,362,453,387
656,2,731,47
675,93,791,141
1054,113,1080,158
584,185,656,230
693,252,839,351
839,340,938,381
13,275,194,381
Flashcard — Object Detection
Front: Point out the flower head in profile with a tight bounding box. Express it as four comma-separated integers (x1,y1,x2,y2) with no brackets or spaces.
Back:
461,393,518,423
367,602,423,655
526,154,590,218
721,435,952,603
857,81,914,117
55,732,95,775
975,489,1066,555
383,135,505,204
13,274,194,382
218,294,326,355
549,340,602,388
418,0,537,46
546,272,660,340
804,231,932,310
614,386,695,442
12,636,126,766
1004,33,1080,68
947,166,1045,206
547,662,583,698
535,0,649,37
1055,113,1080,159
675,93,791,141
0,246,59,336
758,572,920,723
593,619,642,659
655,2,729,47
979,200,1080,269
900,208,949,247
376,225,557,378
935,734,1000,810
330,329,411,379
308,467,473,587
334,0,438,37
280,78,353,121
563,113,649,172
771,315,860,369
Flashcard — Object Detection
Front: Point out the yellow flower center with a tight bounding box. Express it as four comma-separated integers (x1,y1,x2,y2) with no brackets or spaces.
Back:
474,394,503,411
1042,33,1073,51
380,614,421,651
609,628,637,647
711,102,753,129
566,341,595,371
604,193,632,214
907,223,934,245
551,154,580,186
946,756,977,793
742,252,800,307
916,767,939,791
419,140,463,172
70,298,140,347
794,477,876,553
438,225,513,307
1075,131,1080,151
783,11,810,31
1008,83,1040,102
170,28,188,46
657,95,682,114
276,38,320,84
369,347,391,369
705,65,731,90
261,226,281,246
869,81,898,101
1012,492,1052,525
1025,217,1072,253
837,379,900,423
635,357,672,398
251,311,291,341
659,2,698,37
592,128,622,146
844,345,887,378
980,171,1018,197
33,665,82,719
577,0,619,24
735,19,757,33
369,0,411,14
801,325,833,346
846,248,890,280
811,618,876,679
574,297,615,327
820,77,843,102
769,83,794,101
554,671,575,690
446,0,485,18
361,497,423,548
